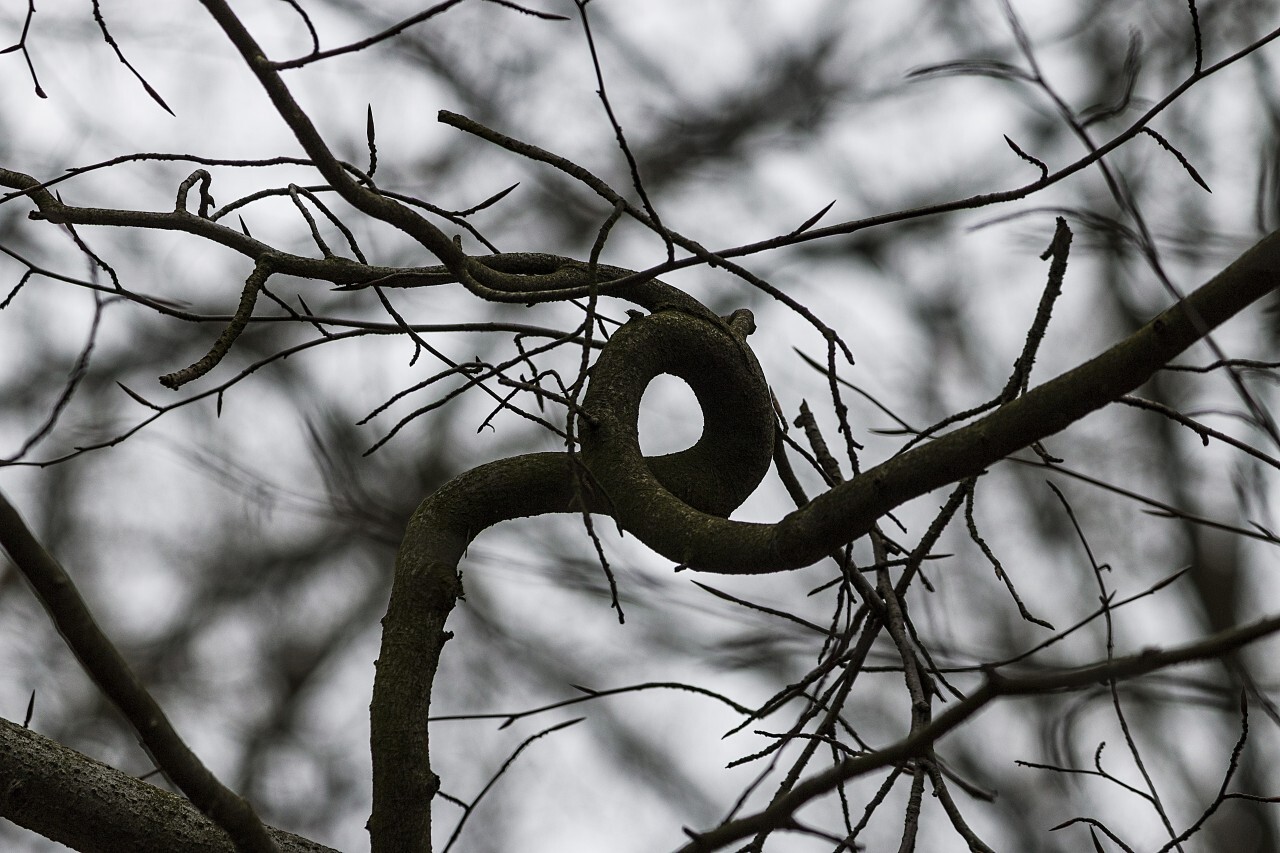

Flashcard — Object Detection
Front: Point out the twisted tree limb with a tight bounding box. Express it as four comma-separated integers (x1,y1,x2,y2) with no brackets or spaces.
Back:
10,6,1274,849
377,228,1280,852
370,306,775,852
585,228,1280,572
0,717,335,853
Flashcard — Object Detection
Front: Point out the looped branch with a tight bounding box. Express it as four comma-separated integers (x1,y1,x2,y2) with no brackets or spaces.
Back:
369,215,1280,848
175,169,215,218
159,258,270,389
370,302,776,853
580,307,775,528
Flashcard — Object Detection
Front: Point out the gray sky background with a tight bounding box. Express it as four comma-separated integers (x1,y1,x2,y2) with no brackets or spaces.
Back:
3,2,1280,851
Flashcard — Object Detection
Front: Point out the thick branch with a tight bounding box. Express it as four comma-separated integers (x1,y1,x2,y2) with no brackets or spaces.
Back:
582,228,1280,572
0,716,336,853
377,231,1280,850
0,491,277,853
372,308,776,853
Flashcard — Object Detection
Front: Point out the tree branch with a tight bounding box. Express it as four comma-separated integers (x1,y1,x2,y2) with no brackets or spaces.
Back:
372,308,777,852
0,490,278,853
195,0,610,308
0,716,335,853
580,228,1280,572
375,228,1280,850
673,613,1280,853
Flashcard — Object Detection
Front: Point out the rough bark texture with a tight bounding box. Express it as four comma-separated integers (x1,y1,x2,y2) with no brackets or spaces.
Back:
370,307,775,852
585,229,1280,572
372,228,1280,851
0,717,337,853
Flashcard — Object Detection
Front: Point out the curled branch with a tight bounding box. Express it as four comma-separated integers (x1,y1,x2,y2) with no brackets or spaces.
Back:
159,259,270,389
371,307,776,852
582,229,1280,573
374,227,1280,850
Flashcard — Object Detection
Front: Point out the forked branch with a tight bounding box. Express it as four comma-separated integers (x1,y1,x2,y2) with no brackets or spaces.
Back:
375,226,1280,851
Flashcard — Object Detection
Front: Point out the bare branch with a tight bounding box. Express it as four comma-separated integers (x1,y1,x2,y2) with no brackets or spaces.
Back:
0,492,278,852
674,614,1280,853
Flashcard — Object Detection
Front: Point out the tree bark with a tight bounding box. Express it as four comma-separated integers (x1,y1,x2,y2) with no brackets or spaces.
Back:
0,717,337,853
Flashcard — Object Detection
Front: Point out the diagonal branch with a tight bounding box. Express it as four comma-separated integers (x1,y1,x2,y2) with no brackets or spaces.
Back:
196,0,613,309
579,228,1280,572
673,612,1280,853
0,717,334,853
0,491,278,853
377,229,1280,852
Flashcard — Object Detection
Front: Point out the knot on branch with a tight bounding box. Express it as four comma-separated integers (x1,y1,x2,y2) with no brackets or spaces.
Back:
581,307,776,528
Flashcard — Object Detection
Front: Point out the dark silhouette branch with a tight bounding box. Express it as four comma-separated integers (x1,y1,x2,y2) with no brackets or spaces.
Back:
582,228,1280,572
0,491,278,853
674,613,1280,853
159,257,271,389
377,228,1280,851
372,307,776,852
197,0,634,310
0,165,404,285
7,6,1280,851
0,716,335,853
